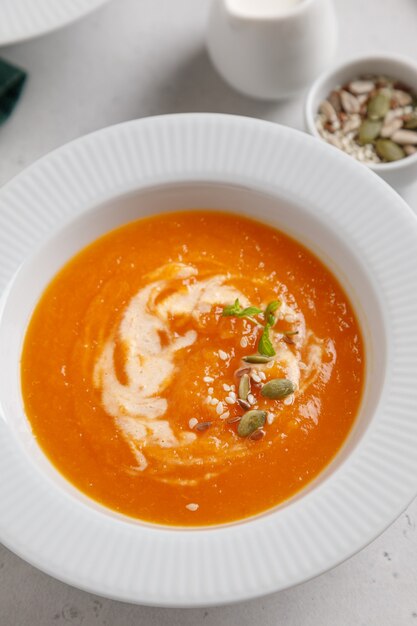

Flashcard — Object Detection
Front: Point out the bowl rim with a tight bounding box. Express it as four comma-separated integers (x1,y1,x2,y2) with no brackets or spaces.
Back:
1,113,417,606
304,52,417,172
0,0,110,47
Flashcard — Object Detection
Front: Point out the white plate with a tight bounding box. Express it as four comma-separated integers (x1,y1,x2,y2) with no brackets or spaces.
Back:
1,114,417,607
0,0,110,46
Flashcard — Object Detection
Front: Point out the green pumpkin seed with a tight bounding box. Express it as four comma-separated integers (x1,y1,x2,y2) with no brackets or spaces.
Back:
237,410,267,437
243,354,273,364
261,378,295,399
367,92,390,120
358,119,382,145
404,116,417,130
375,138,405,162
238,373,250,401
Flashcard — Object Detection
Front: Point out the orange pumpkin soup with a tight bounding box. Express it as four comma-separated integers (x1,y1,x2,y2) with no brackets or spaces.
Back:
21,211,364,525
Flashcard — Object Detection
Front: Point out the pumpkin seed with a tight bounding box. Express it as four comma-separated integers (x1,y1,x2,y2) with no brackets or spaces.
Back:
261,378,295,399
237,410,267,437
358,119,382,145
367,92,390,119
243,354,273,364
238,374,250,401
375,139,405,161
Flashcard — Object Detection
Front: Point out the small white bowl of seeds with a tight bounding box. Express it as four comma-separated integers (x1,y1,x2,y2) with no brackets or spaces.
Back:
305,54,417,188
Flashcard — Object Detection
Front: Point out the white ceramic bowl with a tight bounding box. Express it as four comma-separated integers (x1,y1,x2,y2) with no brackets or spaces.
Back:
1,114,417,607
0,0,110,46
304,53,417,188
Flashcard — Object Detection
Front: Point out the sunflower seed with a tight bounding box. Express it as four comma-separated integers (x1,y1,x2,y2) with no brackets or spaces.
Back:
343,114,361,133
196,421,212,431
328,90,342,113
393,90,413,106
234,366,251,378
248,429,265,441
391,129,417,145
237,398,251,410
348,80,375,95
380,116,403,138
340,90,361,114
319,100,339,123
226,415,242,424
404,145,417,156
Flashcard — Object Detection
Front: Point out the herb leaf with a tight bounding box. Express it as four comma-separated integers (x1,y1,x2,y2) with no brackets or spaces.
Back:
222,298,243,317
239,305,262,318
258,324,276,357
264,300,281,319
222,299,262,324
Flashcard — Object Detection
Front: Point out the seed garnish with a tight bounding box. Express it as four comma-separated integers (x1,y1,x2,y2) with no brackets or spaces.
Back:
247,393,256,406
226,415,242,424
237,398,251,410
261,378,295,399
222,299,281,357
243,355,273,364
234,366,251,378
315,74,417,164
237,410,267,437
196,421,212,432
249,429,265,441
238,373,250,401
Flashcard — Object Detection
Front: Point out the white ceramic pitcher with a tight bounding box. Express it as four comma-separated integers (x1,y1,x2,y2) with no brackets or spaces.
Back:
207,0,338,100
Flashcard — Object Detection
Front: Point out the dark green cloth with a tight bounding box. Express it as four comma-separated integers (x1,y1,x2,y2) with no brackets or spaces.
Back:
0,58,27,125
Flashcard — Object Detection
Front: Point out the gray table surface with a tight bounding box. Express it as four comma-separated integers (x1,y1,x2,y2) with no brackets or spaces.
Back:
1,0,417,624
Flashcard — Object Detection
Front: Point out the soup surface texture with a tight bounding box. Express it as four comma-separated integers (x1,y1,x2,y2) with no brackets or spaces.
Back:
21,211,364,525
